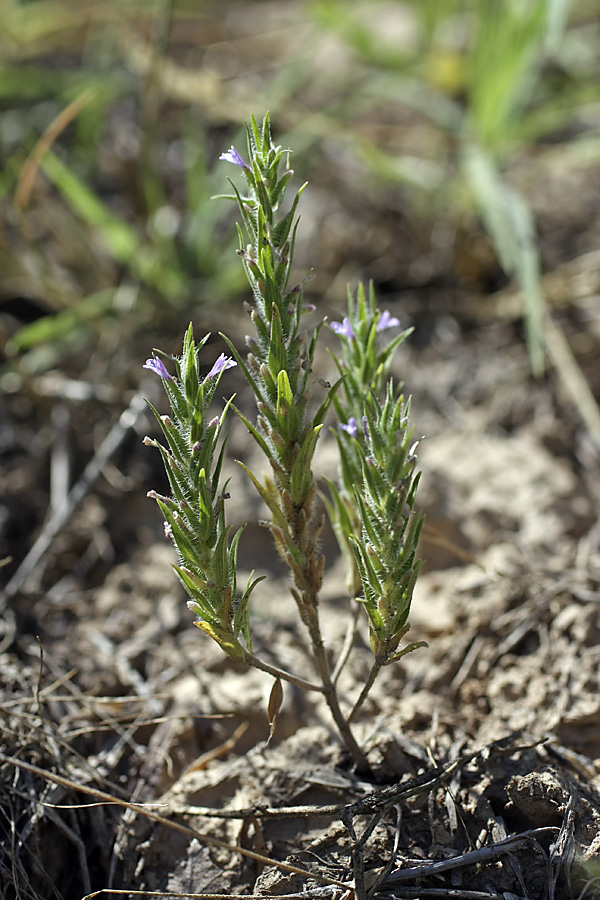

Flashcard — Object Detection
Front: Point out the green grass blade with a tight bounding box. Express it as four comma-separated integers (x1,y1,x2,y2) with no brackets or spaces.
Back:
463,144,545,375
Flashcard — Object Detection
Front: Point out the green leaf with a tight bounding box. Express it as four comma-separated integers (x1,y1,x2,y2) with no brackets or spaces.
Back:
312,376,343,428
268,305,287,375
227,180,258,245
213,527,232,591
194,621,246,662
277,369,300,442
231,404,272,458
290,425,321,506
235,569,266,652
276,366,293,407
271,181,307,248
236,462,303,567
386,640,428,665
236,462,288,534
174,565,209,603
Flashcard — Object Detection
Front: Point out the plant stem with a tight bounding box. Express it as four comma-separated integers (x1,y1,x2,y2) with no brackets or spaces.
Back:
287,485,369,770
244,653,324,693
311,628,369,771
332,602,360,686
348,658,383,724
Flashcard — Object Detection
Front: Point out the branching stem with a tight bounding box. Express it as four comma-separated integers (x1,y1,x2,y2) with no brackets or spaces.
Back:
244,653,324,693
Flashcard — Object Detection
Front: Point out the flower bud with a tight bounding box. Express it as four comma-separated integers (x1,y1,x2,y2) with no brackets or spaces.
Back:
147,490,170,502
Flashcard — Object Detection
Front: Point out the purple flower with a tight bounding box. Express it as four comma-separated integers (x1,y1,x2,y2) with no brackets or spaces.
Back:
330,317,355,339
377,310,400,331
219,146,249,170
340,417,358,438
143,357,172,380
205,353,237,380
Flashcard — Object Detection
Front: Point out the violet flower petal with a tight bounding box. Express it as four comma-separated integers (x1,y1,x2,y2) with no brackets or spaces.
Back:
219,146,249,170
143,357,172,380
377,310,400,331
340,417,358,438
330,317,355,339
206,353,237,380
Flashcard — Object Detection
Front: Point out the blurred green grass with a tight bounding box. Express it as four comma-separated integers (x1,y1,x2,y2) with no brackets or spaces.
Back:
311,0,600,373
1,0,599,378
